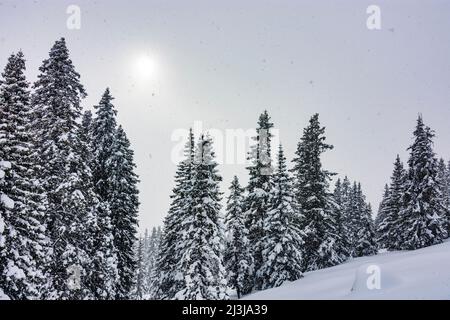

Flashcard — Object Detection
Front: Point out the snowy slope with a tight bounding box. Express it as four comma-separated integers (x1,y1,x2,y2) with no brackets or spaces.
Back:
244,240,450,300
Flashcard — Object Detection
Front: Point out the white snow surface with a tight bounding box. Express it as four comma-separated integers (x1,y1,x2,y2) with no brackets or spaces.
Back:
244,240,450,300
0,288,9,300
0,194,14,209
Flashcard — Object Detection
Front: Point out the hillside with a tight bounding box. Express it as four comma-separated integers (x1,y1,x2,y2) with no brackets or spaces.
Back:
244,240,450,300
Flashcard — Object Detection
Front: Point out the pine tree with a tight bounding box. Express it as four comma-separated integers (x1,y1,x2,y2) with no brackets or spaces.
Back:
175,134,228,300
0,161,13,300
332,179,351,261
145,227,161,299
375,184,390,248
92,88,117,200
244,110,274,290
340,176,353,256
31,38,92,299
108,126,140,299
134,237,146,300
377,156,406,250
0,52,49,299
155,129,195,299
353,184,378,257
258,145,303,289
399,116,446,250
291,114,340,271
224,176,253,299
79,110,118,300
437,159,450,237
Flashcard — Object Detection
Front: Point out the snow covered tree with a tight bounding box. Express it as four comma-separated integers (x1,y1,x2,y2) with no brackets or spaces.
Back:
399,116,446,250
79,110,118,300
155,129,195,299
244,110,274,290
437,159,450,237
0,52,49,299
145,227,161,299
175,134,228,300
108,126,140,299
134,237,147,300
332,178,351,261
347,183,377,257
31,38,92,299
353,184,378,257
224,176,253,298
291,114,340,271
92,88,117,200
258,145,303,289
375,184,390,233
377,156,406,250
0,161,13,300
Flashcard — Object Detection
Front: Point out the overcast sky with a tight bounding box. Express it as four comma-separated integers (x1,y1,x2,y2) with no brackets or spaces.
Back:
1,0,450,232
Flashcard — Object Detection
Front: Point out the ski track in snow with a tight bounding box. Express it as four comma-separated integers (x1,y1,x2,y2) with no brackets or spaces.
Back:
244,240,450,300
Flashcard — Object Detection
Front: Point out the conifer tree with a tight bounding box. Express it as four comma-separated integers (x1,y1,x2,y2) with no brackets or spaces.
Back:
79,110,118,300
144,227,160,299
399,116,446,250
291,114,340,271
224,176,253,298
92,88,117,200
108,126,140,299
134,237,147,300
377,156,406,250
0,52,49,299
258,145,303,289
375,184,390,248
32,38,94,299
332,179,351,261
437,159,450,237
244,110,274,289
353,184,378,257
175,134,228,300
155,129,195,299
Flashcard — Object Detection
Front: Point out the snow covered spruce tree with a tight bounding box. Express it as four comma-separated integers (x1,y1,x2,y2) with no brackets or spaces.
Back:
353,184,378,257
175,134,228,300
347,183,377,257
291,114,341,271
377,156,406,250
375,184,390,237
437,158,450,236
79,110,118,300
244,110,274,290
92,88,118,200
0,51,49,299
399,115,446,250
31,38,94,299
332,179,351,261
258,145,303,289
224,176,253,299
155,129,195,299
90,89,139,299
107,126,140,299
339,176,354,256
0,161,12,300
145,227,162,299
133,237,147,300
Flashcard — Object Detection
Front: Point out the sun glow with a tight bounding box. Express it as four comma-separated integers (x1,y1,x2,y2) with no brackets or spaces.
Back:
134,54,158,80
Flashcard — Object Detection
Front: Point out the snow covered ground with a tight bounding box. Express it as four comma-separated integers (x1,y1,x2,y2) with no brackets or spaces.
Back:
244,240,450,300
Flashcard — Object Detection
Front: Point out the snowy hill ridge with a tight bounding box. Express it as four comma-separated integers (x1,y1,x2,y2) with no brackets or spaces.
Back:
244,240,450,300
